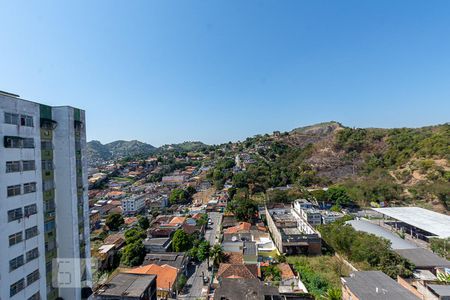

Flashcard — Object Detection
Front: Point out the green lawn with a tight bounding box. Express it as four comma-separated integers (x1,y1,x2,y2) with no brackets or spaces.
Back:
287,255,352,289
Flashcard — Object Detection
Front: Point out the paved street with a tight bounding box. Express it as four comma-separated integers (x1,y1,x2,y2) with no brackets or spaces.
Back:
179,212,222,299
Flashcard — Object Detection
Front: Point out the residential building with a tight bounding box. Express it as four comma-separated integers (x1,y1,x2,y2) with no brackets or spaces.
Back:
143,237,172,253
341,271,419,300
0,91,91,300
214,278,279,300
123,264,178,299
94,273,157,300
143,252,189,275
266,205,321,255
122,194,146,215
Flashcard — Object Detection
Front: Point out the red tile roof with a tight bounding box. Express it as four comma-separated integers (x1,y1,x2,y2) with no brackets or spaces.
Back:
217,264,259,279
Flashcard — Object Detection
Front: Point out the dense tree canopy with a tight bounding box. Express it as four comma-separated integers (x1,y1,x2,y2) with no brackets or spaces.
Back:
106,213,124,231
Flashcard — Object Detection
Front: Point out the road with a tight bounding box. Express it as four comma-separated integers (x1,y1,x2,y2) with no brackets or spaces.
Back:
179,211,222,299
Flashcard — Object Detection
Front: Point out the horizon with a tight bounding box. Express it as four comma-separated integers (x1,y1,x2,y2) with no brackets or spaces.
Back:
2,1,450,145
88,120,449,147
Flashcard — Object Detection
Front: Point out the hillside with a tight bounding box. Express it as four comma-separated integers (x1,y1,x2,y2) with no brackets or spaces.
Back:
209,122,449,212
87,140,156,166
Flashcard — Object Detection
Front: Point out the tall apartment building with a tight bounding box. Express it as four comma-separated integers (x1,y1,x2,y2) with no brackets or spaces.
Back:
0,91,91,300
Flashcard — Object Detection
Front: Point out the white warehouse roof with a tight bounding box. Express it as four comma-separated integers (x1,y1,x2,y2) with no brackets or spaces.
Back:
372,207,450,239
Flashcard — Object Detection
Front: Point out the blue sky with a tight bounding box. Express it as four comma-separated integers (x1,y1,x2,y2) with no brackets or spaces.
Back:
1,1,450,146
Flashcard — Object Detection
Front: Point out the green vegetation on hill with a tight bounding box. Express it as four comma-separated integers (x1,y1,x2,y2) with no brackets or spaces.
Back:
318,219,415,279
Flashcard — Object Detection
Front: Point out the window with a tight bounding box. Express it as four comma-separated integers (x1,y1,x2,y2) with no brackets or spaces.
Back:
23,138,35,148
4,136,34,148
24,204,37,216
4,136,22,148
26,247,39,262
41,140,53,150
10,255,24,271
9,232,23,246
7,185,21,197
44,220,55,232
20,115,34,127
43,180,54,191
24,182,37,194
6,161,21,173
22,160,36,171
28,291,41,300
25,226,39,239
42,160,53,171
45,199,55,212
4,112,19,125
10,278,25,297
27,269,40,285
8,208,23,222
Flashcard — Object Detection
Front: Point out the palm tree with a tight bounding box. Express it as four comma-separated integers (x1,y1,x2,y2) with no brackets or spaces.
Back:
321,288,342,300
209,244,225,268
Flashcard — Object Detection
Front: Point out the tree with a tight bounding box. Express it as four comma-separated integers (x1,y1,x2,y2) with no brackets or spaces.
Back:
321,288,342,300
172,229,191,252
326,186,352,206
263,265,281,281
210,244,225,267
124,228,146,244
169,189,189,205
228,198,258,222
197,240,211,263
275,254,286,263
106,213,124,231
138,216,150,230
176,274,187,292
121,241,145,266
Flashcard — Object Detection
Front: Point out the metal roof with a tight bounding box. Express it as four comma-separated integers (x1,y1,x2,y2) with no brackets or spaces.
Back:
372,207,450,238
347,220,417,250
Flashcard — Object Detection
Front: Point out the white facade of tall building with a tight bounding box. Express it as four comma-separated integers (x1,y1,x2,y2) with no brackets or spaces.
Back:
0,91,91,300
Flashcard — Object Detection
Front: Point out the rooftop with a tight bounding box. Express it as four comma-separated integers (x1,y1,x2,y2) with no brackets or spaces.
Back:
143,252,186,270
122,264,177,291
95,273,156,298
214,278,279,300
347,219,417,250
372,207,450,238
395,248,450,269
342,271,419,300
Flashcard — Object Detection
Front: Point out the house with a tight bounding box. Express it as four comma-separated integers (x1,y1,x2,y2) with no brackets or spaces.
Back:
143,252,189,275
147,227,175,238
341,271,419,300
122,264,178,299
143,237,172,253
278,263,308,294
94,273,157,300
243,241,258,264
216,263,259,280
224,222,252,234
214,278,279,300
222,213,238,229
103,233,126,248
161,175,187,186
122,195,146,216
106,190,126,200
266,205,321,255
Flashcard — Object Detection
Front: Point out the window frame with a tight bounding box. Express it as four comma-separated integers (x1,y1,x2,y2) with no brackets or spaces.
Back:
6,161,21,173
7,185,21,197
24,204,37,216
9,231,23,246
23,182,37,194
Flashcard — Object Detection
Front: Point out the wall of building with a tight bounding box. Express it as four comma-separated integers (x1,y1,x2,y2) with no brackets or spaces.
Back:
0,95,47,300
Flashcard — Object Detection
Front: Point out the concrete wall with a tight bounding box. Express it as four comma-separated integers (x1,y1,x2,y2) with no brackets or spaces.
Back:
0,95,47,300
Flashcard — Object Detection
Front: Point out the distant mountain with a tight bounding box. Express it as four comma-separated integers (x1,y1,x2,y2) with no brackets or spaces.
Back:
87,140,156,166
